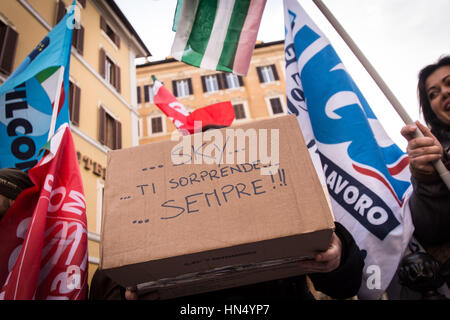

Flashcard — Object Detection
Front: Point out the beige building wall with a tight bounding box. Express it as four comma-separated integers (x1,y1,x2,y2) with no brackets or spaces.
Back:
0,0,150,285
136,41,286,145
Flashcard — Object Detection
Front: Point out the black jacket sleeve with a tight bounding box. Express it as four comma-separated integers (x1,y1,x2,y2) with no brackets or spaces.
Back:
89,269,126,300
409,174,450,246
308,222,364,299
407,141,450,245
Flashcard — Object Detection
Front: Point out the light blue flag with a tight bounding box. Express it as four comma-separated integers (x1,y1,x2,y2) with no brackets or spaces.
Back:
283,0,414,299
0,1,76,171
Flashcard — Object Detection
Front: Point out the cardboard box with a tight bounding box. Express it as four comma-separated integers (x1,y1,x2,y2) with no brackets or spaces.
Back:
100,114,335,299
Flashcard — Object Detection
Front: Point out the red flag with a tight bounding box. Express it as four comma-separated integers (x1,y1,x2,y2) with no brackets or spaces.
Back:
153,79,235,134
187,101,236,131
0,124,88,300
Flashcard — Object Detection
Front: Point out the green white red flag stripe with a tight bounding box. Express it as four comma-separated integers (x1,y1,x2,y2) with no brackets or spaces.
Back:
171,0,267,75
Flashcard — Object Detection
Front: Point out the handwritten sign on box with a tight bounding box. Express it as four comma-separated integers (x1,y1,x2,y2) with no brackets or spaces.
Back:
100,115,334,299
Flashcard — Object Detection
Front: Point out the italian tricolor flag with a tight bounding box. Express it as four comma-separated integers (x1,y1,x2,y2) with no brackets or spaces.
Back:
37,66,66,118
171,0,267,76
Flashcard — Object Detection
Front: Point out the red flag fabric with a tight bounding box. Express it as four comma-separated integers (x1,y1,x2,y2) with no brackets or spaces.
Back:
153,80,235,134
0,124,88,300
153,79,190,132
187,101,235,131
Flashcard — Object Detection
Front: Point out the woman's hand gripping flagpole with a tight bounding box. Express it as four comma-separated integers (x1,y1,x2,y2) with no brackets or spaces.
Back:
312,0,450,191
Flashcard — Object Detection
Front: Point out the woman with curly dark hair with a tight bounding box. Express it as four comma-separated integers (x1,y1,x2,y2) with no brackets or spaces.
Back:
400,55,450,259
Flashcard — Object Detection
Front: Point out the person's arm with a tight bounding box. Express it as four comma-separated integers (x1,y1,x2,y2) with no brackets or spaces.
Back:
401,121,450,245
400,121,444,180
409,175,450,245
306,222,364,299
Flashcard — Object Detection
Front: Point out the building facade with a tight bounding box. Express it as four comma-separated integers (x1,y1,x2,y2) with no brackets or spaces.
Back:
136,40,286,144
0,0,151,284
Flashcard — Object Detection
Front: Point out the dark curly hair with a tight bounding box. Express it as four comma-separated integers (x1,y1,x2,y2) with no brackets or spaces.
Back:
417,55,450,136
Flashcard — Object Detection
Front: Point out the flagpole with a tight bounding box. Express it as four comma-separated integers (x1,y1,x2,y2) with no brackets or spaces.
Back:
48,66,65,141
312,0,450,190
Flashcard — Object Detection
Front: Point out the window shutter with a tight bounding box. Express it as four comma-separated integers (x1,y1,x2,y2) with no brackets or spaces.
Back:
218,73,226,90
0,25,18,74
225,73,232,89
73,25,84,55
98,107,106,144
238,75,244,87
56,1,66,25
69,82,81,125
72,84,81,126
115,121,122,150
172,80,178,97
72,27,78,50
137,86,142,104
114,34,121,49
99,48,106,78
69,82,74,121
256,66,264,83
271,64,279,81
100,16,107,33
187,78,193,95
152,117,163,134
115,65,121,93
233,104,246,120
144,85,150,102
201,76,207,92
151,118,157,134
77,25,85,55
80,25,85,54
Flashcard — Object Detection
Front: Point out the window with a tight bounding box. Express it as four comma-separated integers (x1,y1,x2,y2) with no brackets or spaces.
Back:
206,75,218,92
201,74,237,93
144,85,154,103
99,48,121,92
226,74,241,89
176,80,189,98
172,79,192,97
69,81,81,126
260,66,275,83
269,97,285,115
202,75,219,93
0,20,18,75
257,65,279,83
105,57,114,85
100,16,120,48
233,104,247,120
98,107,122,150
149,116,164,134
106,27,115,44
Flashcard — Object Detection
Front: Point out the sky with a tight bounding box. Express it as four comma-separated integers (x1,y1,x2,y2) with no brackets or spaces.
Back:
114,0,450,150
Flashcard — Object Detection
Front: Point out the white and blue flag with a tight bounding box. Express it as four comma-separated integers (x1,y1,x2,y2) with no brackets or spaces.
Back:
283,0,414,299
